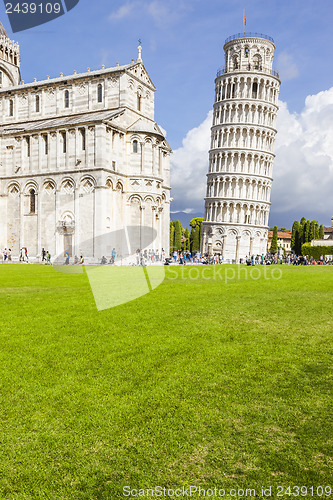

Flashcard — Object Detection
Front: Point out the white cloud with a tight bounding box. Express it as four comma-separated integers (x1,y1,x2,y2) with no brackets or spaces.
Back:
171,208,195,214
276,51,299,81
170,88,333,224
109,0,189,27
273,87,333,218
109,2,136,21
170,111,212,212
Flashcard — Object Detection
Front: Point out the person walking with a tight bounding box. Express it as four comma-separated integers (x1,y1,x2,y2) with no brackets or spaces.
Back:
25,248,29,263
46,251,51,265
111,248,116,264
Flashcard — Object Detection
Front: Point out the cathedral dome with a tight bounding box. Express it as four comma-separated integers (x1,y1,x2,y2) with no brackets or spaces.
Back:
0,22,9,39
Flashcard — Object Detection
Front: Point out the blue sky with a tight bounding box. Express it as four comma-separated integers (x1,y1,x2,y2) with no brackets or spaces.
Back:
1,0,333,228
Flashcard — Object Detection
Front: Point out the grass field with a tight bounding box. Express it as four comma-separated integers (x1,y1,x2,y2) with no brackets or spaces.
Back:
0,264,332,499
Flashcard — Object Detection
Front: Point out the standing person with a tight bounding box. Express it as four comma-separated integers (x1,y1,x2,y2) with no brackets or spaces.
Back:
3,248,7,261
25,248,29,263
46,251,51,265
64,251,70,265
111,247,116,264
41,248,46,262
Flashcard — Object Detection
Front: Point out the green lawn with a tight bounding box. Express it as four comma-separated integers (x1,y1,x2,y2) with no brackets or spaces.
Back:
0,264,332,499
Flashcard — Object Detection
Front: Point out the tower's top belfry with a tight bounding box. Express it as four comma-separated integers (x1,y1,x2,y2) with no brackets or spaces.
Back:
221,32,278,79
0,21,21,88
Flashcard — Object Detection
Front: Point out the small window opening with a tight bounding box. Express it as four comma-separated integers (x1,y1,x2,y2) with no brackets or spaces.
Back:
61,132,66,153
29,189,36,213
64,90,69,108
43,134,48,155
97,83,103,103
80,128,86,150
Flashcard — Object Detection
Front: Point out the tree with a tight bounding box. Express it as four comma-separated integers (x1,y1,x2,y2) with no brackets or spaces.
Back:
302,219,310,244
319,224,325,239
269,225,278,254
309,220,315,242
291,220,302,255
184,227,190,252
314,221,319,239
191,226,200,253
170,222,175,252
174,220,183,251
189,217,204,230
189,217,203,253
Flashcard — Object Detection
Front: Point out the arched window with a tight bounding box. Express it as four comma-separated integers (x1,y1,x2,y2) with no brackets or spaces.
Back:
64,90,69,108
133,140,138,153
137,94,141,111
29,189,36,213
253,54,261,70
35,95,40,112
0,71,2,85
245,47,249,57
9,99,13,116
97,83,103,103
252,82,258,98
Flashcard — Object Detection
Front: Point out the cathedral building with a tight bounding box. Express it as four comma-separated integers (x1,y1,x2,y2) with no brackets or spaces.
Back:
0,23,171,262
201,33,280,262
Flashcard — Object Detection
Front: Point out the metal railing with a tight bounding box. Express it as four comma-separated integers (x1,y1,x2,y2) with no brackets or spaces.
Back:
225,33,274,44
217,66,279,78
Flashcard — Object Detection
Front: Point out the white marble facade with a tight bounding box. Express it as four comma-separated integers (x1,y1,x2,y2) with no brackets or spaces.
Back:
0,24,171,262
201,33,280,262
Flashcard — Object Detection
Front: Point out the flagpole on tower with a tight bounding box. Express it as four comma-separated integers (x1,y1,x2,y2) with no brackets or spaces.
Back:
243,8,246,37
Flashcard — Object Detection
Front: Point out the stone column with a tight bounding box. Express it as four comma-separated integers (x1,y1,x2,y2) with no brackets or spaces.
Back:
235,235,241,263
221,235,226,260
249,237,254,255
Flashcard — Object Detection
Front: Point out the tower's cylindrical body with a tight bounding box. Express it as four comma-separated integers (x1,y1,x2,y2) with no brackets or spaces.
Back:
201,33,280,262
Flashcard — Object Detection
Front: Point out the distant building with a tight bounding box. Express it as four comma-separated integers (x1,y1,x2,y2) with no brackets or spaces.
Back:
323,217,333,240
267,230,292,253
0,23,171,262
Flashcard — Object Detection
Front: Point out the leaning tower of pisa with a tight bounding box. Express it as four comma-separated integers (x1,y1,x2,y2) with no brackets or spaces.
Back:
201,33,280,262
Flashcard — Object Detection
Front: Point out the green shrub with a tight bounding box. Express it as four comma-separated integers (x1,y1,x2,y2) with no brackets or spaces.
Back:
302,242,333,259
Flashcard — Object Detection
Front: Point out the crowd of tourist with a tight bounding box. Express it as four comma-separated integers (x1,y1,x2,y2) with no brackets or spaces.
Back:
166,251,333,266
0,247,331,266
